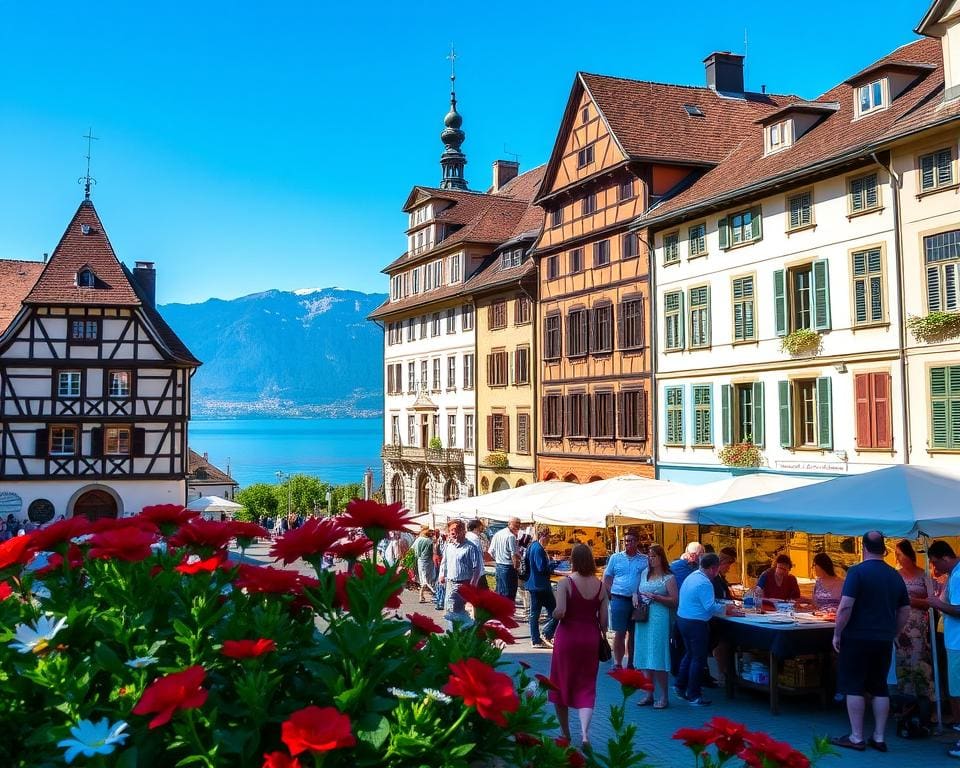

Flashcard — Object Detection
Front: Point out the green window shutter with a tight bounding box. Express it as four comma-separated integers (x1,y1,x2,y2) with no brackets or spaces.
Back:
773,269,787,337
752,381,765,448
950,366,960,450
812,258,831,331
718,217,729,250
704,285,712,346
778,380,793,448
817,376,833,449
678,291,686,349
931,366,949,449
721,384,732,445
749,206,763,241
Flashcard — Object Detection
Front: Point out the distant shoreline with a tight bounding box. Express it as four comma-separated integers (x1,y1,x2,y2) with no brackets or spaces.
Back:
192,413,383,421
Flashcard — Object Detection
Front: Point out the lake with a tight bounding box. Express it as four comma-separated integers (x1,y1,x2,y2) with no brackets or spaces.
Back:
189,417,383,490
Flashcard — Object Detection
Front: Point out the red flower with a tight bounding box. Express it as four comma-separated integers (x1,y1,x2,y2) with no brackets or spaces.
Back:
28,516,92,553
87,527,157,562
88,516,160,535
458,583,519,628
337,499,415,541
281,705,356,755
168,520,234,550
175,553,226,574
270,517,349,565
479,621,517,645
608,667,654,692
534,673,559,692
442,658,520,727
0,535,33,571
225,521,270,544
139,504,198,527
407,612,444,634
234,564,309,595
554,736,570,748
513,732,541,747
737,748,765,768
328,537,373,561
705,716,747,756
745,732,799,765
132,666,208,728
222,638,276,658
0,581,12,600
567,750,587,768
673,727,715,750
262,753,301,768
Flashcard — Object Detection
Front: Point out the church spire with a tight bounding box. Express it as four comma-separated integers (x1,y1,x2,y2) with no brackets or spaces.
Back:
439,45,468,190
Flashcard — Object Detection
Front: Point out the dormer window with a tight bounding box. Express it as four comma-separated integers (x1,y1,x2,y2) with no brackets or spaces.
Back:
500,249,523,270
77,268,95,288
857,79,885,117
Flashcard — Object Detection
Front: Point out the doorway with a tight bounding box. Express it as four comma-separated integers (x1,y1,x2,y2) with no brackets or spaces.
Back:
417,473,430,515
73,489,118,521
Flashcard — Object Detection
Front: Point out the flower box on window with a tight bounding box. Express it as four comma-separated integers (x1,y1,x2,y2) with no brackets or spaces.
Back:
718,441,763,468
907,311,960,344
779,328,822,357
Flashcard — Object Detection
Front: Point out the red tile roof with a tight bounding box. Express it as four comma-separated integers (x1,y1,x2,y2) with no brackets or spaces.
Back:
187,449,236,485
640,38,948,227
0,259,44,334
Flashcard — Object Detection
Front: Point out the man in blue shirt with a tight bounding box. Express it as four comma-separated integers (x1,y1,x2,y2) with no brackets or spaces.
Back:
603,530,649,669
438,519,484,627
526,529,561,648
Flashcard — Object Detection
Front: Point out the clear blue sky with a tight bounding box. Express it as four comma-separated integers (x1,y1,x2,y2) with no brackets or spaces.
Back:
0,1,927,304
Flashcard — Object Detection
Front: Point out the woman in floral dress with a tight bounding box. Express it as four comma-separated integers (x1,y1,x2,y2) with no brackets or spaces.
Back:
632,544,677,709
894,539,934,700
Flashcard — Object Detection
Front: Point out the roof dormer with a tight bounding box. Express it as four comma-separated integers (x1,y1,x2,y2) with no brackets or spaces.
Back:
916,0,960,102
76,266,97,288
844,61,936,119
757,102,839,156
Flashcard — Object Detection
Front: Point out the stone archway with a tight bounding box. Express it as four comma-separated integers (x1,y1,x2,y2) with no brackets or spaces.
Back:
416,473,430,515
543,471,558,481
444,479,459,501
492,477,509,493
73,489,118,521
391,475,404,506
588,475,604,483
515,479,526,488
562,473,580,484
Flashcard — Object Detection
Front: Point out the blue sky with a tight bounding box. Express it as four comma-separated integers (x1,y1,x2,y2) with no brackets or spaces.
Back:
0,1,927,304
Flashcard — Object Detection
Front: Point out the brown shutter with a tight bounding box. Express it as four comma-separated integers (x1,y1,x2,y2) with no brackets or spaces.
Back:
616,302,624,348
580,312,589,355
35,428,48,457
486,354,493,386
486,415,494,451
637,390,647,441
133,428,146,457
615,392,623,438
872,372,892,449
854,373,872,448
503,416,510,452
637,297,645,347
588,309,597,353
90,428,103,458
487,304,494,328
606,392,615,438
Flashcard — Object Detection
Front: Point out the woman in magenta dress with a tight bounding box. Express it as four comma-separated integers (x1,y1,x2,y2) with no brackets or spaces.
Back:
549,544,609,748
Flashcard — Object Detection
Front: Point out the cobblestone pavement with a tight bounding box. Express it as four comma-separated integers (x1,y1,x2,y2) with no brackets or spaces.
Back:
237,543,955,766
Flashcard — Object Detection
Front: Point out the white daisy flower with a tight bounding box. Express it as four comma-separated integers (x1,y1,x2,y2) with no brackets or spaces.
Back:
125,655,159,669
57,718,129,763
9,615,68,654
423,688,452,704
387,687,419,699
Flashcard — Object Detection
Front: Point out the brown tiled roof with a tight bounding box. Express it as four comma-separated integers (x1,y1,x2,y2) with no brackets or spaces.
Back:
0,259,44,334
368,281,465,320
187,449,236,484
640,38,947,226
495,164,547,201
25,200,141,306
464,256,536,296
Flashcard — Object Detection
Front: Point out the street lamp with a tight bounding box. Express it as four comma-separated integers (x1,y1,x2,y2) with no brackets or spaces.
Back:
275,470,292,520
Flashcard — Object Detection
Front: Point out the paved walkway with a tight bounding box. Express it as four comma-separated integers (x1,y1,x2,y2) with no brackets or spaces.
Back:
236,543,956,766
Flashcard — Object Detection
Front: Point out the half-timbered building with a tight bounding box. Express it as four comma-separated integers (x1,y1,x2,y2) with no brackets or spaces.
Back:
0,199,199,521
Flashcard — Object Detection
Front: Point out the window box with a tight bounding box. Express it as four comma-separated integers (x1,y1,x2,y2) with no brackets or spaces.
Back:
907,311,960,343
484,451,509,469
718,441,763,468
780,328,823,357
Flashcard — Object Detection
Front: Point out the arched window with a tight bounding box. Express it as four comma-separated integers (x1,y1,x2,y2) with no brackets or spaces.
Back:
416,473,430,514
588,475,604,483
444,479,459,501
543,471,558,481
563,473,580,484
78,269,95,288
480,477,490,493
492,477,509,493
391,475,404,506
515,479,527,488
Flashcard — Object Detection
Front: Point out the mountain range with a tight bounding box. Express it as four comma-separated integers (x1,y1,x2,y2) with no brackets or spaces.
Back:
160,288,387,418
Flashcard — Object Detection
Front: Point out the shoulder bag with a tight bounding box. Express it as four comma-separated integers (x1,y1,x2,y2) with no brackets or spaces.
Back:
630,568,650,622
598,631,613,662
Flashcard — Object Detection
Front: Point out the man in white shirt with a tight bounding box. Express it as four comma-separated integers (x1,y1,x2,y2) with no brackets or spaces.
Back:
927,540,960,758
602,530,648,670
489,517,521,601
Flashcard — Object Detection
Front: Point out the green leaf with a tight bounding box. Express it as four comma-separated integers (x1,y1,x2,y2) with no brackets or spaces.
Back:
449,743,475,758
93,641,127,676
115,746,139,768
355,714,390,749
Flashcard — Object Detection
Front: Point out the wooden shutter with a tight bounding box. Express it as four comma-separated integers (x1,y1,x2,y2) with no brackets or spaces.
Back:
133,428,146,457
854,373,873,448
637,390,647,440
605,392,614,438
850,177,864,211
588,309,597,353
579,312,589,355
927,266,942,312
872,372,892,449
931,367,949,448
677,292,686,349
486,415,494,450
937,149,953,186
812,259,831,330
486,354,493,386
778,381,793,448
616,303,624,349
816,376,833,449
865,175,879,209
90,427,103,458
503,416,510,453
718,217,729,250
773,270,787,337
921,154,936,190
704,285,712,346
749,206,763,241
752,382,765,448
721,384,732,445
35,428,48,457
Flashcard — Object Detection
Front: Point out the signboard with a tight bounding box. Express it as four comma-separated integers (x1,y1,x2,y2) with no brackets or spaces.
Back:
0,492,23,517
28,499,55,524
773,460,847,473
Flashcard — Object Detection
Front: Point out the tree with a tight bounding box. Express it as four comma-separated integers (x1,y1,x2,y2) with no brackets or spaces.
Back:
236,483,279,521
277,474,330,517
330,482,363,516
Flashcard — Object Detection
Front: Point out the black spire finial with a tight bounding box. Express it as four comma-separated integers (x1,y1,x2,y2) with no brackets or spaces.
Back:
440,45,468,190
79,127,99,200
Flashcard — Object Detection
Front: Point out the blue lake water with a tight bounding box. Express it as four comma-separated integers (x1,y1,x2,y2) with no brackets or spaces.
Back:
189,417,383,490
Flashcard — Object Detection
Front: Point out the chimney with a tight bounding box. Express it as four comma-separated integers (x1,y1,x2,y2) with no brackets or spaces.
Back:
133,261,156,307
704,52,745,94
491,160,520,193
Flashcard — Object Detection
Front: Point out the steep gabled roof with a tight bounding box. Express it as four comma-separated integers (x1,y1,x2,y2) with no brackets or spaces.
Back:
0,259,44,334
187,449,236,485
25,200,141,306
639,38,948,227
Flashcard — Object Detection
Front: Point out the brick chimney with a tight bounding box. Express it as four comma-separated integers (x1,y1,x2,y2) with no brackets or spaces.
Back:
132,261,156,307
491,160,520,193
704,52,745,94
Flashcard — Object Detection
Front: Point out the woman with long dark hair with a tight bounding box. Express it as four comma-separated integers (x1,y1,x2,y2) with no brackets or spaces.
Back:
894,539,934,700
632,544,677,708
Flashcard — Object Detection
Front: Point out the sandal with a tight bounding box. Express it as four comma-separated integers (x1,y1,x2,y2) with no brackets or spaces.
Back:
637,695,654,707
829,735,866,752
653,700,668,709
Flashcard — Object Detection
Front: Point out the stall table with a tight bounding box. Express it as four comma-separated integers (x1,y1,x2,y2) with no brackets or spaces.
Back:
715,613,835,714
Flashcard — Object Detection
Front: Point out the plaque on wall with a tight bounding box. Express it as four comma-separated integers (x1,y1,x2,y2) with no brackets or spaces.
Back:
28,498,55,524
0,492,23,518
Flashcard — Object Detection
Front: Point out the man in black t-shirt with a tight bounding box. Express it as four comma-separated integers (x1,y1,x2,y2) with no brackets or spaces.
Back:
830,531,909,753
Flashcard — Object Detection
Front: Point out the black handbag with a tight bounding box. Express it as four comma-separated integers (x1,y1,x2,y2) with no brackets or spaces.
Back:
598,632,613,662
631,601,649,623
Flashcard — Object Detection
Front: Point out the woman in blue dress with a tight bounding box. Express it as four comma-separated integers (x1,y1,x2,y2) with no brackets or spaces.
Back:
632,544,678,708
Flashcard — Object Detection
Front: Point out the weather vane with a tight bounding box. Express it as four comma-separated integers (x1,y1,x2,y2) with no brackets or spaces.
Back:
78,127,98,200
446,44,457,82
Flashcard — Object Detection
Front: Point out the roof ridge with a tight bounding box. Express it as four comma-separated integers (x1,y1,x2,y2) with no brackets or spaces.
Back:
579,70,794,99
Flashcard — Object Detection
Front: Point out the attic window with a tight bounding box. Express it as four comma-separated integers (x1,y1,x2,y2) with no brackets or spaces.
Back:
81,224,92,235
856,79,886,117
77,269,95,288
764,120,793,155
683,104,705,117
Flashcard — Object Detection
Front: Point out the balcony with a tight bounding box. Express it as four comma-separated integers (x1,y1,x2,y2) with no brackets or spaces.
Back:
381,445,464,466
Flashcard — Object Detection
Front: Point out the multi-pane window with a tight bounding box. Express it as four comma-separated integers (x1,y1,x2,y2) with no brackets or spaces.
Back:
420,360,428,390
858,79,884,115
787,191,813,230
408,362,416,393
544,314,562,359
58,371,81,398
461,304,474,331
463,354,475,389
432,358,441,391
514,347,530,385
408,415,416,445
391,275,402,300
70,319,98,341
104,426,131,455
432,414,440,442
732,276,756,342
663,233,679,264
566,309,589,358
719,207,762,249
78,269,95,288
425,262,434,291
849,173,880,214
619,298,643,350
447,356,456,390
688,224,707,257
569,248,584,274
925,230,960,312
419,316,427,339
406,318,415,342
796,380,817,447
490,414,508,451
412,268,421,294
487,350,508,387
774,260,831,335
852,248,884,325
791,265,812,330
920,148,954,192
688,286,711,349
449,254,461,282
50,426,78,456
618,180,634,201
592,304,613,353
622,232,639,259
517,413,530,454
692,384,712,445
551,208,563,228
386,365,397,394
582,194,596,216
619,389,646,440
594,391,614,439
566,393,589,438
664,386,684,445
664,291,684,351
855,372,892,449
446,308,456,334
735,384,754,444
731,209,757,245
543,394,563,438
929,366,960,450
391,415,400,444
431,313,440,337
514,296,531,325
489,301,507,330
594,239,610,266
448,414,457,448
778,377,832,449
721,382,764,446
547,255,559,280
500,249,522,269
577,144,594,168
464,414,475,451
108,371,131,398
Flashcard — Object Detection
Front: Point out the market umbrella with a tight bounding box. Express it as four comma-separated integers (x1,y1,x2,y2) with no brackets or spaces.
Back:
186,495,244,520
534,475,678,527
430,479,570,524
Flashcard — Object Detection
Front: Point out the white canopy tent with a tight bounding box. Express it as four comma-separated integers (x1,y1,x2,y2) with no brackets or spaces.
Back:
533,475,678,527
429,480,571,524
186,495,244,521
